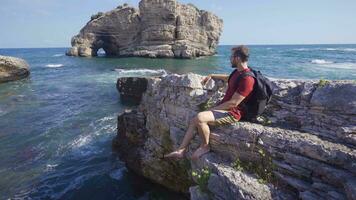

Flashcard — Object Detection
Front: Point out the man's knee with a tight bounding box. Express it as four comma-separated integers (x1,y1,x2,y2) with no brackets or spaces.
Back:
196,111,210,124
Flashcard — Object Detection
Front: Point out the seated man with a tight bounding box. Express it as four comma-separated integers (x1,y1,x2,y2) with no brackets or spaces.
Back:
164,45,255,160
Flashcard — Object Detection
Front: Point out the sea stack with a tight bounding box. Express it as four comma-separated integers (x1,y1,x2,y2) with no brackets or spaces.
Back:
0,55,30,83
66,0,223,58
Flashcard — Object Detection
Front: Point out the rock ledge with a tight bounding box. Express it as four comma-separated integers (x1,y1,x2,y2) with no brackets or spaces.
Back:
114,74,356,199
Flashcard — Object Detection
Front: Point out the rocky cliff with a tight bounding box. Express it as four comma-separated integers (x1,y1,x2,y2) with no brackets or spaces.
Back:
0,55,30,83
66,0,223,58
113,73,356,200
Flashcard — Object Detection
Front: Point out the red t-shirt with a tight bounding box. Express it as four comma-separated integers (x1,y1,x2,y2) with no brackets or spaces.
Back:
219,68,255,120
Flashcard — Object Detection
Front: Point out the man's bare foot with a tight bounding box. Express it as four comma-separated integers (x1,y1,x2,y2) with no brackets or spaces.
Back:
164,148,186,159
191,145,210,160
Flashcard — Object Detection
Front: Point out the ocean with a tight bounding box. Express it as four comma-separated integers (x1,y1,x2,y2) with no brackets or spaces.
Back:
0,44,355,199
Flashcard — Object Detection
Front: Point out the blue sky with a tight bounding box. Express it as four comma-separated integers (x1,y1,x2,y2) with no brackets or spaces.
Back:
1,0,356,48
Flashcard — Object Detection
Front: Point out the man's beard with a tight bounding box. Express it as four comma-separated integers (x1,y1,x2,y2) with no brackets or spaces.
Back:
231,63,237,68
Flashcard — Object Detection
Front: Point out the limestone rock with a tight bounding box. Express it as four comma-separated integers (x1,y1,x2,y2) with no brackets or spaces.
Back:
190,186,210,200
0,55,30,83
192,153,295,200
66,0,223,58
113,73,356,199
114,109,193,193
116,77,148,105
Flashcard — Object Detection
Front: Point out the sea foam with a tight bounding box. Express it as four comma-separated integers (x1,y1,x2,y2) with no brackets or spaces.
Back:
115,68,167,77
343,48,356,52
46,64,64,68
310,60,356,69
311,59,334,64
295,48,356,52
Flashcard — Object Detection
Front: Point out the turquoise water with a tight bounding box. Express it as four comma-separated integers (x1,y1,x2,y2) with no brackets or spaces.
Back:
0,45,355,199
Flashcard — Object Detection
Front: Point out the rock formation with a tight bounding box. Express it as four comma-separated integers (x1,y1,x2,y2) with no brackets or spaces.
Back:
113,73,356,199
0,55,30,83
66,0,223,58
116,77,148,105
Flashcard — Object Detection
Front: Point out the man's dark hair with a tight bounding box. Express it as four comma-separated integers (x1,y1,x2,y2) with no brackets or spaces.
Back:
232,45,249,62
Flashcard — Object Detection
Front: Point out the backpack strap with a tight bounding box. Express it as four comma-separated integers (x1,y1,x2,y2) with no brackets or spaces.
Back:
227,69,237,83
228,68,255,84
235,70,255,85
234,69,255,109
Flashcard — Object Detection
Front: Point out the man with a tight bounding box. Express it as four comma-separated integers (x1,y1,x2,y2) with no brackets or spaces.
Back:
164,45,255,160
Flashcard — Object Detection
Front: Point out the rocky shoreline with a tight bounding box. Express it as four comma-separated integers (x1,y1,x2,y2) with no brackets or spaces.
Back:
113,73,356,199
0,55,30,83
66,0,223,58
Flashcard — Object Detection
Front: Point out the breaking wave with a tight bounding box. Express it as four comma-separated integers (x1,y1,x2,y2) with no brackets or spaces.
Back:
115,68,167,77
324,48,356,52
310,60,356,69
295,48,356,52
311,59,334,64
46,64,64,68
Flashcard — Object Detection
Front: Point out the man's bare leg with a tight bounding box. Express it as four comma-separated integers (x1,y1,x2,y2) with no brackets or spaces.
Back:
165,110,229,160
191,111,216,160
164,118,197,159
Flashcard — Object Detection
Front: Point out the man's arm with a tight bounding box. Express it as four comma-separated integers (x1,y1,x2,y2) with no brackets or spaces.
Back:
210,92,245,111
210,74,229,82
202,74,229,85
210,76,255,111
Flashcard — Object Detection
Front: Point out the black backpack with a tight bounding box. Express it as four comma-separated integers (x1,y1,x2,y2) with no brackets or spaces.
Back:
228,67,274,120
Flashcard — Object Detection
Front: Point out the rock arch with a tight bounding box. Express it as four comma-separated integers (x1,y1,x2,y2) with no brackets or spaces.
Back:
66,0,223,59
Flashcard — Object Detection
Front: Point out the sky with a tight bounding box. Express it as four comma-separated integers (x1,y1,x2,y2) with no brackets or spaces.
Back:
0,0,356,48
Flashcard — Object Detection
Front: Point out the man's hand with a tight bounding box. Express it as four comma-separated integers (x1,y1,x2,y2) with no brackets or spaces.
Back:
201,75,212,85
202,74,229,85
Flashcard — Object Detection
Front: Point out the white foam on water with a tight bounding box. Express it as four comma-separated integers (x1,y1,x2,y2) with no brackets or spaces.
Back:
46,64,64,68
66,115,117,157
71,135,92,148
52,54,64,57
45,164,58,172
343,48,356,52
97,116,115,123
310,61,356,70
322,48,356,52
294,48,310,51
115,68,167,77
67,133,103,157
109,167,127,180
311,59,334,64
294,47,356,52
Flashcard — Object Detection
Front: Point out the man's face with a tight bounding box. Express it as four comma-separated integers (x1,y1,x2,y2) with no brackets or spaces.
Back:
230,53,239,68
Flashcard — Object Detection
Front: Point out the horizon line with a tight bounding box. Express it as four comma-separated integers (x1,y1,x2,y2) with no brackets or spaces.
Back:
1,43,356,49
